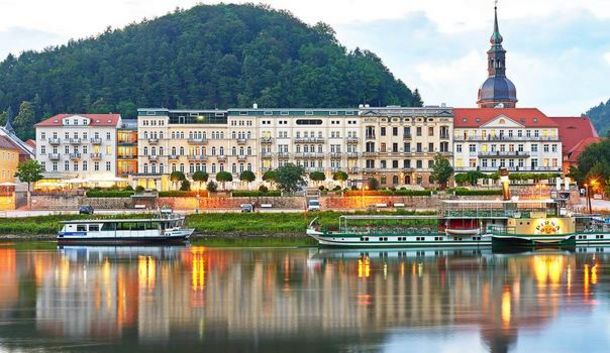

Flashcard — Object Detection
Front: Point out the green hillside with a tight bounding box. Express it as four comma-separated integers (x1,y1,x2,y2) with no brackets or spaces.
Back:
586,99,610,136
0,4,422,139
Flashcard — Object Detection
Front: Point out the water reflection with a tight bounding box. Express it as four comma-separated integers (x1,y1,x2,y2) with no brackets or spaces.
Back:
0,244,609,353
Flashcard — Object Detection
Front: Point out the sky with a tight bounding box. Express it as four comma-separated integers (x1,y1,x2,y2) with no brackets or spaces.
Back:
1,0,610,115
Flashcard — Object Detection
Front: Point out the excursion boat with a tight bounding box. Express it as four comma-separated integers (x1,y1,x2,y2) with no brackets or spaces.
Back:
307,198,610,248
57,212,194,244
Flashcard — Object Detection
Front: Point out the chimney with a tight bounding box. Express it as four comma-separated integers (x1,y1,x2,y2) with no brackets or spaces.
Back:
252,103,258,109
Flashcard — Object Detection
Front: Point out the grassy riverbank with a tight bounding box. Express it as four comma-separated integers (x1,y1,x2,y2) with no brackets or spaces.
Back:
0,210,435,240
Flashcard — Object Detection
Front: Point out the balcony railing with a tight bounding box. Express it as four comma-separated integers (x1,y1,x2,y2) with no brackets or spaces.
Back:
90,153,102,160
330,152,342,159
454,135,560,142
295,137,325,143
347,152,359,158
260,137,273,144
403,134,412,140
261,152,273,159
187,138,208,145
217,155,227,162
237,138,247,145
148,138,159,144
188,155,207,161
69,138,81,145
169,154,179,160
148,155,159,161
48,153,60,160
277,152,290,159
478,151,531,158
48,138,61,145
346,137,359,143
90,138,103,145
236,155,248,162
69,153,82,160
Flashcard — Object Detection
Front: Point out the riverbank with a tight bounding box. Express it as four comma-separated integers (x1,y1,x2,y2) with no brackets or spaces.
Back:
0,210,433,242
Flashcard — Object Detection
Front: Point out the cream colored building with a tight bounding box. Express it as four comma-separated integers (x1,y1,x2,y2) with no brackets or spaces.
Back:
135,106,454,191
359,106,453,187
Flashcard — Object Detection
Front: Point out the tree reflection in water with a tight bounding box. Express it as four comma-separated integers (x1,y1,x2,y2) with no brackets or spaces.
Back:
0,244,608,353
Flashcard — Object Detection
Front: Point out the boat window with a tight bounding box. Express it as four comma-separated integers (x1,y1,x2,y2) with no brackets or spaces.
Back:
89,225,100,232
102,223,115,231
77,225,87,232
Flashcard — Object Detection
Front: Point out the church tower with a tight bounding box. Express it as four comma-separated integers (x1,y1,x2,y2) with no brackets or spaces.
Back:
477,4,518,108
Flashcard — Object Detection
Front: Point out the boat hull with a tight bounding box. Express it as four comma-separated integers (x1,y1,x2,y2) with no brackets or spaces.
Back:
307,229,489,248
491,234,576,248
57,229,194,245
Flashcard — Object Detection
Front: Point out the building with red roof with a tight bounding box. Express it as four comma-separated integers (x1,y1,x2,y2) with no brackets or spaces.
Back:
549,116,601,174
35,114,123,187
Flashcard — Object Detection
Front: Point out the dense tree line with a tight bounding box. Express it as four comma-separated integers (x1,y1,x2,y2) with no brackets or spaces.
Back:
585,99,610,135
0,3,422,140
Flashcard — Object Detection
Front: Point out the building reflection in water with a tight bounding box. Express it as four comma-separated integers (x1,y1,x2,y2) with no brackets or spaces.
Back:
0,244,607,352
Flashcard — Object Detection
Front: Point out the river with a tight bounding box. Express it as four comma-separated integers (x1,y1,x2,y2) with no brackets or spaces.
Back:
0,243,609,352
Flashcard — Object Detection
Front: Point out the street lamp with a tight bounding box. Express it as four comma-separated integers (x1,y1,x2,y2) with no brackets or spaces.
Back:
585,182,592,214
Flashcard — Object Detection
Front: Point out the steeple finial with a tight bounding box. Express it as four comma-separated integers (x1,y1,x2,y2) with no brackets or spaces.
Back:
491,0,503,45
4,106,15,135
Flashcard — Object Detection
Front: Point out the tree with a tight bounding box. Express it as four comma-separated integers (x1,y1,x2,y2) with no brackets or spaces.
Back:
275,163,306,194
430,153,454,190
262,169,276,187
13,101,36,140
14,159,44,209
332,171,348,188
215,171,233,190
170,171,186,190
192,171,209,191
309,171,326,185
239,170,256,189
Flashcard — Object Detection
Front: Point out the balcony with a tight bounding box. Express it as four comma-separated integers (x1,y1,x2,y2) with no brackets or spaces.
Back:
118,154,136,159
148,155,159,162
403,134,412,140
277,152,290,159
260,137,273,144
440,133,450,140
187,138,208,145
237,138,247,145
48,153,60,161
169,154,179,160
478,151,531,158
217,155,227,162
363,151,378,157
69,153,82,160
90,138,102,145
298,153,324,159
261,152,273,159
346,137,359,144
69,138,81,145
236,154,248,162
330,152,342,159
347,152,359,158
90,153,102,160
348,167,360,174
295,137,325,143
188,155,207,162
48,138,61,145
148,138,159,144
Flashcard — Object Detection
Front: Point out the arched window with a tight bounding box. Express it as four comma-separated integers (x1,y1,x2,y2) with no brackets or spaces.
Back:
180,147,185,155
239,147,244,155
220,147,224,156
212,147,216,156
151,147,156,156
159,147,164,156
247,146,252,155
247,163,252,171
172,147,176,155
232,146,237,155
143,147,148,156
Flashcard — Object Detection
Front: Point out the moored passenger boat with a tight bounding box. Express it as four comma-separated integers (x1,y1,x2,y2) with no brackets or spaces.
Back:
57,213,194,244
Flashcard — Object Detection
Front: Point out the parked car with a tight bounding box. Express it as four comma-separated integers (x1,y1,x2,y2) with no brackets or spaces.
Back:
240,204,254,212
79,205,94,215
307,199,321,212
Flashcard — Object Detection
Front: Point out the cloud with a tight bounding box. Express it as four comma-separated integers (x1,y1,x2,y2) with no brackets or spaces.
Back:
604,52,610,66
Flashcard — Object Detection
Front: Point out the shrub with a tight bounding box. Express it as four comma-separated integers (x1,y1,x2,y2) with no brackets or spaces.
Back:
319,185,325,191
86,190,134,198
180,179,191,191
333,185,341,191
135,185,145,193
207,180,218,192
367,177,380,190
259,185,269,193
454,188,503,196
123,185,134,191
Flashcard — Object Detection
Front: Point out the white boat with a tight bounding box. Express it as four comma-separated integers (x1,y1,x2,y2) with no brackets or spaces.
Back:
57,213,194,244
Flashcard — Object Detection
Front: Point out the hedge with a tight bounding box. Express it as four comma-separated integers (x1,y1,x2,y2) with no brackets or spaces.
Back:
232,190,282,197
344,190,432,197
86,190,135,198
158,191,207,197
454,189,503,196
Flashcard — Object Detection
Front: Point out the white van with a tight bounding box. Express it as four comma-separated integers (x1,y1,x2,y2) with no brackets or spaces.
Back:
307,199,321,212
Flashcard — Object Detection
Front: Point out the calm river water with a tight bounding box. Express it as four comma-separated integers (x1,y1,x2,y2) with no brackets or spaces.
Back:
1,244,610,353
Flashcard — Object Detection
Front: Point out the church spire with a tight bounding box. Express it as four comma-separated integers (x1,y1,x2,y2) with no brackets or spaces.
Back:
477,1,518,108
4,106,15,135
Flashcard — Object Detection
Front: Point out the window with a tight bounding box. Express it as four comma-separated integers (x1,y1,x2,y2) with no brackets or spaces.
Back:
416,127,422,136
94,161,100,171
73,162,78,171
392,127,398,136
456,144,462,153
106,161,111,171
106,132,111,140
428,127,434,136
380,127,386,136
64,160,69,171
83,161,87,171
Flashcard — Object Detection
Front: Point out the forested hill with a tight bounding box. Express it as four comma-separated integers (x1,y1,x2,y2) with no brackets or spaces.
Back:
0,3,422,139
586,99,610,136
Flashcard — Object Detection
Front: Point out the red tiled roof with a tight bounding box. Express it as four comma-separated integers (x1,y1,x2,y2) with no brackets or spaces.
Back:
25,139,36,148
453,108,558,128
550,116,599,154
0,135,18,150
567,136,602,164
35,114,121,127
